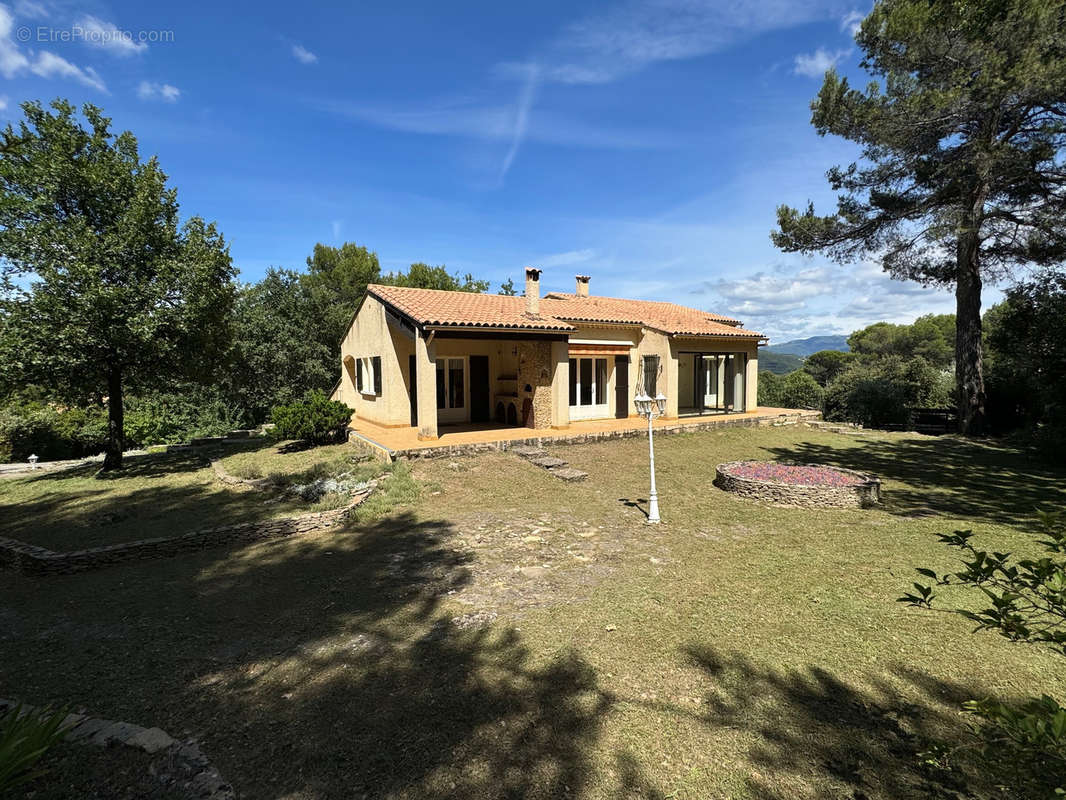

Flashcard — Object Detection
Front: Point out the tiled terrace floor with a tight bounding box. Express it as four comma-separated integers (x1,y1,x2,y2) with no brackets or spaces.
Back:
349,407,820,458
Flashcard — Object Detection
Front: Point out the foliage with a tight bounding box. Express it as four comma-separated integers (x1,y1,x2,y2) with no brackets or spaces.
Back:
901,511,1066,786
123,388,246,446
772,0,1066,434
0,401,107,462
225,269,335,422
780,370,826,409
824,356,952,428
848,315,955,370
301,242,382,358
0,704,72,792
758,371,783,407
0,100,236,469
803,350,856,387
381,262,489,293
270,391,353,444
984,270,1066,451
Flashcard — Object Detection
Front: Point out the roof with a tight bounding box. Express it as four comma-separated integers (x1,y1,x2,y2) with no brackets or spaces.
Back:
367,284,575,331
366,283,764,339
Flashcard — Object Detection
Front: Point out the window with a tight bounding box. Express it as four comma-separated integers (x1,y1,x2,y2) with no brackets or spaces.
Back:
643,355,660,395
569,357,608,408
356,356,382,396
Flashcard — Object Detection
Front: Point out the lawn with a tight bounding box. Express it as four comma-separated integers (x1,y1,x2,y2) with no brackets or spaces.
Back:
2,425,1064,799
0,440,382,552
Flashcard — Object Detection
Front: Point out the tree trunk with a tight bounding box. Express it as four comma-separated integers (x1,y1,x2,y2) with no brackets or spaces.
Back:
955,226,986,436
103,366,124,470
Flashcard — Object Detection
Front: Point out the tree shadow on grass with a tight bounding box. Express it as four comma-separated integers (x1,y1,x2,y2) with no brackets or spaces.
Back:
3,510,614,799
764,435,1066,526
679,643,1051,800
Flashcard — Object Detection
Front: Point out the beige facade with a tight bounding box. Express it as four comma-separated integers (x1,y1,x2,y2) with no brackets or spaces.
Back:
332,284,763,440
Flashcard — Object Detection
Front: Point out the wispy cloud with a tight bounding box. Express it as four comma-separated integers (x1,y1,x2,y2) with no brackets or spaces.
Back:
292,43,317,64
536,248,597,268
331,219,342,240
75,15,147,56
501,0,844,86
500,64,539,178
137,80,180,102
318,97,675,151
0,95,8,111
14,0,46,18
793,47,851,78
840,9,865,36
0,4,107,89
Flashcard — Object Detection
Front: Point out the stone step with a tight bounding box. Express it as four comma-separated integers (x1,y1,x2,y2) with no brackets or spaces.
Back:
528,455,568,469
549,467,588,482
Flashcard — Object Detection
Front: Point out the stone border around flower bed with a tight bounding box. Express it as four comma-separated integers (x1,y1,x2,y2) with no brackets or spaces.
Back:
0,697,233,799
0,489,372,577
714,460,881,509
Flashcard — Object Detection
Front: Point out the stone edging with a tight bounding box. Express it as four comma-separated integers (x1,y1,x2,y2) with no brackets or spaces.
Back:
0,697,233,799
388,411,822,460
714,460,881,509
210,457,277,490
0,490,371,576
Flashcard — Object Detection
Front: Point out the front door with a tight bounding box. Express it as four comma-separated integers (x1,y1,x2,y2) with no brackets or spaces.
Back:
436,357,467,423
469,355,490,423
614,356,629,418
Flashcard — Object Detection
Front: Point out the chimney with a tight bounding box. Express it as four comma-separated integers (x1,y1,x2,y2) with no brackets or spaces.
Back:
575,275,590,297
525,267,542,315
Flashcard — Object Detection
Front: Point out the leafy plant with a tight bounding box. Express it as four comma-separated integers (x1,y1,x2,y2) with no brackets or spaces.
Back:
0,704,72,792
900,510,1066,789
270,391,353,445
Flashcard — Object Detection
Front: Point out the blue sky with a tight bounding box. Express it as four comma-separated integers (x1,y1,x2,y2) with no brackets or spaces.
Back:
0,0,991,343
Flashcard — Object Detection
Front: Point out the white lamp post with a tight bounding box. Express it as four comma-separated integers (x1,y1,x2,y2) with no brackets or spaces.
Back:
634,388,668,523
28,454,39,470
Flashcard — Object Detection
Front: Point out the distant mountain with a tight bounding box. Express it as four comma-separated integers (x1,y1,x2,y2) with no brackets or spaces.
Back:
765,335,849,358
759,350,804,375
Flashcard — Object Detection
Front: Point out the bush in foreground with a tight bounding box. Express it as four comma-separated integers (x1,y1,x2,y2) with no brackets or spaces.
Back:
270,391,353,445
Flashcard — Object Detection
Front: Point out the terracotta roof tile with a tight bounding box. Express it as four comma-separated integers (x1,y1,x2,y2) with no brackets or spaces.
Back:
367,284,574,331
367,284,764,339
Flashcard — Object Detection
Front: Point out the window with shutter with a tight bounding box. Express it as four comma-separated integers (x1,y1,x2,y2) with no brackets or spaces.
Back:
643,355,659,395
372,356,382,395
356,358,364,392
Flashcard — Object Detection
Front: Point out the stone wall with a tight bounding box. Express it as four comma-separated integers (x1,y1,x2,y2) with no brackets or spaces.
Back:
714,461,880,509
393,410,822,459
516,341,553,430
0,491,370,577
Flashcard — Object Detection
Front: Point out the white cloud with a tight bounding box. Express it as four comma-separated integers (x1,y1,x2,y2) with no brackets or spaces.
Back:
137,80,180,102
529,0,842,86
536,248,597,268
14,0,46,18
292,43,317,64
331,219,342,240
840,10,865,36
0,4,106,89
793,47,851,78
500,64,538,178
0,95,8,110
75,15,147,56
30,50,106,90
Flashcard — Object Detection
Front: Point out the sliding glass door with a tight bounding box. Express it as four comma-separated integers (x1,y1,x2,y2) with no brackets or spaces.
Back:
568,357,609,420
435,357,467,423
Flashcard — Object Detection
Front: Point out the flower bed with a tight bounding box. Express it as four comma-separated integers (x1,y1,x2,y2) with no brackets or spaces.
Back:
714,460,881,508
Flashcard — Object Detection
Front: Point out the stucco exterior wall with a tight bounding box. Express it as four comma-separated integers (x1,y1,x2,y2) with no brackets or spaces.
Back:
334,296,413,426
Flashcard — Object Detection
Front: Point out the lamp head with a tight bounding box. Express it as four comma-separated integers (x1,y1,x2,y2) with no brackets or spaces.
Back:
655,392,667,415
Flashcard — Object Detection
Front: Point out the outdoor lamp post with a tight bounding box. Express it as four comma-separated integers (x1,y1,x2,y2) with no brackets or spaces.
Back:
28,454,39,470
634,389,667,523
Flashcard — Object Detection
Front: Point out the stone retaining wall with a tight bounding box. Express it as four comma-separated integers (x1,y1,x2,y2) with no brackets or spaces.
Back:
393,411,821,460
714,461,881,509
0,491,370,577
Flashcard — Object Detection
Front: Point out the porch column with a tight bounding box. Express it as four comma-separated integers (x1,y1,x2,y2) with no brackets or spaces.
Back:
415,328,438,440
550,340,570,428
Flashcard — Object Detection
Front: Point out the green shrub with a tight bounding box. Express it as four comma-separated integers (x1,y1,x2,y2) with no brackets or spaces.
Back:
0,704,72,792
0,402,107,462
778,370,825,410
824,356,952,428
270,391,353,445
123,389,246,447
757,371,783,407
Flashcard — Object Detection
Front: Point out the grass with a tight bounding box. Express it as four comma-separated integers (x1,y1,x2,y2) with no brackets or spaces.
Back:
0,440,390,552
1,426,1064,798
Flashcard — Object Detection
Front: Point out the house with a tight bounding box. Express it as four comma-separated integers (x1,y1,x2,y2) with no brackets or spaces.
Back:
331,269,766,440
